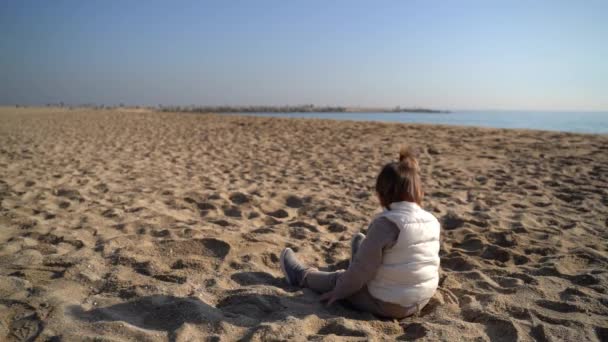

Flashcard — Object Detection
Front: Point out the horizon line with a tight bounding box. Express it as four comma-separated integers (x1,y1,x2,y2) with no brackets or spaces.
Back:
1,104,607,113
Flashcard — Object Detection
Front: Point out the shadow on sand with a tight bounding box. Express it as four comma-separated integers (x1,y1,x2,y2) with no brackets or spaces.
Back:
68,271,419,341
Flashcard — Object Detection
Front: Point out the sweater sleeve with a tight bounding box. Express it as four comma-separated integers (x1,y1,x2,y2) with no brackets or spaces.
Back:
330,216,400,300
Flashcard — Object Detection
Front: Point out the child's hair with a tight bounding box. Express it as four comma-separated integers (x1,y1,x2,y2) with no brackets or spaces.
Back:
375,146,423,208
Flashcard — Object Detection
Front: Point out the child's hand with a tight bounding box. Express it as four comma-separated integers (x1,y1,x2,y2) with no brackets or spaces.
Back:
319,290,338,306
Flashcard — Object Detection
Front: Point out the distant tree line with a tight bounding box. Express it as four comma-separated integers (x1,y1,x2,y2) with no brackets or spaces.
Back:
159,104,347,113
28,103,447,114
391,106,449,113
42,103,149,110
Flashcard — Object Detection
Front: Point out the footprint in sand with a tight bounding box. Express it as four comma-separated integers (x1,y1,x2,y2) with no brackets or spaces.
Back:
317,319,369,338
531,200,552,208
480,244,512,263
28,232,85,250
53,188,82,201
260,252,279,268
185,197,217,217
535,299,584,313
490,276,525,289
555,191,585,204
441,211,465,230
210,219,231,227
247,211,261,219
266,208,289,219
160,238,231,259
230,271,282,287
289,226,310,240
216,292,285,318
402,323,429,340
150,229,173,238
288,221,319,232
229,192,250,205
327,221,348,233
101,208,121,219
223,205,242,218
488,231,517,248
453,236,485,252
460,302,521,342
441,252,477,272
152,274,187,284
284,195,306,208
0,301,43,341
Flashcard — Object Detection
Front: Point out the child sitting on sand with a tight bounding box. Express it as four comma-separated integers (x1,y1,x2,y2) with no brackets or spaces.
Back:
280,147,440,318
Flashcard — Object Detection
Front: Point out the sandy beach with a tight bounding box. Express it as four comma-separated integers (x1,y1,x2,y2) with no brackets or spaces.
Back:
0,107,607,341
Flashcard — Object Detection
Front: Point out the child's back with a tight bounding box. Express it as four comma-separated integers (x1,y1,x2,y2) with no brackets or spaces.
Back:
367,201,440,307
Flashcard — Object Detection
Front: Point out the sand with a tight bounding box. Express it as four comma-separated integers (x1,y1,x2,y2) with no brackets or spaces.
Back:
0,107,607,341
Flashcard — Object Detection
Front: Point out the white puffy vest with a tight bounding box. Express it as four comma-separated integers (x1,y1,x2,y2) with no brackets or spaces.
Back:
367,201,441,307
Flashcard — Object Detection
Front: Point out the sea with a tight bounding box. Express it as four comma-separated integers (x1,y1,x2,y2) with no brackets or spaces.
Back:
239,111,608,134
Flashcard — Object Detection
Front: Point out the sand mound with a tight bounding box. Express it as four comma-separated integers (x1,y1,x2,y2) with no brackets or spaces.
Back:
0,107,607,341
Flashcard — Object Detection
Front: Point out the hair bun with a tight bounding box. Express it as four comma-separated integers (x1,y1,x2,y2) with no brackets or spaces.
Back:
399,146,415,162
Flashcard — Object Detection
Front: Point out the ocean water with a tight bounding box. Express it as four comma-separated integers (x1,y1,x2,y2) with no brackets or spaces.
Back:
239,111,608,134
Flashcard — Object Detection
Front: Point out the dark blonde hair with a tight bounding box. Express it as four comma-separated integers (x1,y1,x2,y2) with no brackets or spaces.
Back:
375,146,423,209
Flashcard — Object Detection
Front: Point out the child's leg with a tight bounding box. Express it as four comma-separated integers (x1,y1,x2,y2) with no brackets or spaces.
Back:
305,273,414,318
346,288,427,319
281,248,345,291
305,230,365,293
344,287,386,315
289,231,365,293
303,270,345,293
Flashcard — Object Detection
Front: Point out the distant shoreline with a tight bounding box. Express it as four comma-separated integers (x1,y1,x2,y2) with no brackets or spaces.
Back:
4,106,606,134
7,104,448,114
158,105,449,114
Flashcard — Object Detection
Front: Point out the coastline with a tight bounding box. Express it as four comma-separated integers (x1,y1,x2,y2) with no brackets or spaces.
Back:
227,111,608,135
156,105,447,114
224,112,608,136
1,107,607,341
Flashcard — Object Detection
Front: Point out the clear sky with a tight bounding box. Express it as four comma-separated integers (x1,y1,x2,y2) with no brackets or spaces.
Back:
1,0,607,110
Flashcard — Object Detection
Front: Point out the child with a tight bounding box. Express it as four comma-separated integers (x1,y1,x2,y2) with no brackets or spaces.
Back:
280,147,440,319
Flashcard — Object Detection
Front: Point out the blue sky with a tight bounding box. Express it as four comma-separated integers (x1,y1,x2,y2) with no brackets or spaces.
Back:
1,1,607,110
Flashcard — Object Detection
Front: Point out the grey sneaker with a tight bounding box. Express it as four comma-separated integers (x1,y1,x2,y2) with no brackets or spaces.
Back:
280,248,309,287
350,233,366,264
